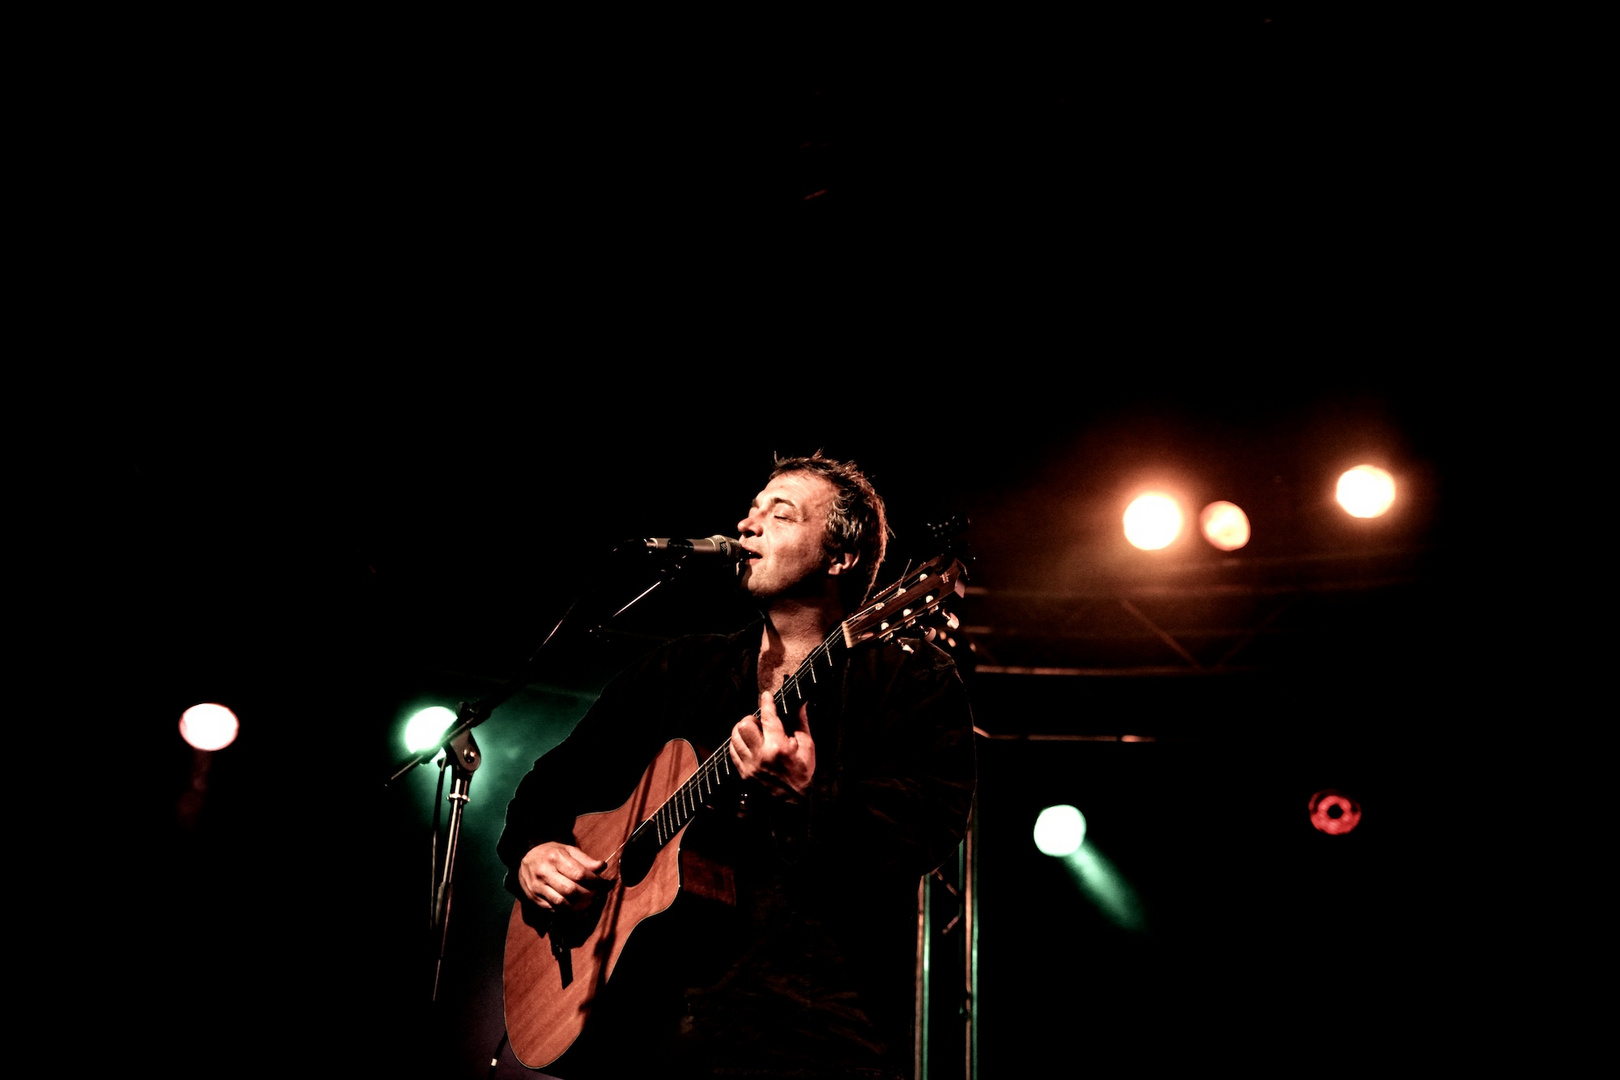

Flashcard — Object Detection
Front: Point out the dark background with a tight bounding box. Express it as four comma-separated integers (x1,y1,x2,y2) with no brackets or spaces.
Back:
77,31,1532,1079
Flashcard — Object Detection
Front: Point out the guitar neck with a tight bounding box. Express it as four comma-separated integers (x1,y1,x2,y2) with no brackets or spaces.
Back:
627,552,963,857
771,621,851,733
633,624,850,850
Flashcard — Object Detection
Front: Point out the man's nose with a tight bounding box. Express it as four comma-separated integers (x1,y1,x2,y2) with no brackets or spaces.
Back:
738,509,762,536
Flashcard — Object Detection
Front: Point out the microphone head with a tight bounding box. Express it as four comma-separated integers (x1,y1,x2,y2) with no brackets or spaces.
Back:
694,535,748,561
632,536,749,561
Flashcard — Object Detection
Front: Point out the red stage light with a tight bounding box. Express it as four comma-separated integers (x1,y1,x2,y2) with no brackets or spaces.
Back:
1308,789,1362,835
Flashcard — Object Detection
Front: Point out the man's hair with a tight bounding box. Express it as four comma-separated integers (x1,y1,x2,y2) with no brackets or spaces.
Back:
768,452,889,608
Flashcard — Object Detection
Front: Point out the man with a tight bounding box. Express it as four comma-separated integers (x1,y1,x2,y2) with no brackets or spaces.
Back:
497,453,977,1079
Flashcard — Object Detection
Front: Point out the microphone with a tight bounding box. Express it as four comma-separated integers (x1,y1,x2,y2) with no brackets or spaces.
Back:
627,535,750,561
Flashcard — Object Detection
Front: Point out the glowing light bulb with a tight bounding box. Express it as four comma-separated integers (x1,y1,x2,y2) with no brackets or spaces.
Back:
179,703,239,751
405,705,458,754
1123,493,1182,551
1200,501,1251,551
1034,804,1087,856
1336,465,1396,518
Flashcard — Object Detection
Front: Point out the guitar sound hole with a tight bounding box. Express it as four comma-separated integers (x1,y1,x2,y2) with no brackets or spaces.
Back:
620,831,657,888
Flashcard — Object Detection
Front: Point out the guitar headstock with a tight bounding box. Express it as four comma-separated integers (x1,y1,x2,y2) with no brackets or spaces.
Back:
842,553,967,650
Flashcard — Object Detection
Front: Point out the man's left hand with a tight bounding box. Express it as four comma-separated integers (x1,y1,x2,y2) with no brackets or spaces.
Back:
730,689,816,801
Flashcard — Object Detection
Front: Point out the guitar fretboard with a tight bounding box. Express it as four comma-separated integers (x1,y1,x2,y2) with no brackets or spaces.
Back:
639,624,849,849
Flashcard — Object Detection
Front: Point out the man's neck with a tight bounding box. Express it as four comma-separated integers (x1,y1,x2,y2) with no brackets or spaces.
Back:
756,597,845,693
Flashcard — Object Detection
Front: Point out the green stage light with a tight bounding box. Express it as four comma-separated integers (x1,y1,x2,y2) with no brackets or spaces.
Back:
1034,803,1147,931
404,705,458,755
1034,804,1087,856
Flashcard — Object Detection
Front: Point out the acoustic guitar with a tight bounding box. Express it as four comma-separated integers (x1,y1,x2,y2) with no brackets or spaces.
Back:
501,553,966,1070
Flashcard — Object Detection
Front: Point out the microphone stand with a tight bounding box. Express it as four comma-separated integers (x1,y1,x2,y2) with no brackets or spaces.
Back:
382,541,730,1007
429,724,480,1002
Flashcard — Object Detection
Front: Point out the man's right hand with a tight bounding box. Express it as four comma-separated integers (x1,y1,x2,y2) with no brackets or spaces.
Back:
518,841,610,912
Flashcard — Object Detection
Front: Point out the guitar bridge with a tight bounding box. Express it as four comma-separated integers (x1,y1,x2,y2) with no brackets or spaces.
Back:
550,928,575,987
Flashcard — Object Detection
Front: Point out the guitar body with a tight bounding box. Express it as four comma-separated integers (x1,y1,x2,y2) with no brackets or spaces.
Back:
502,739,701,1071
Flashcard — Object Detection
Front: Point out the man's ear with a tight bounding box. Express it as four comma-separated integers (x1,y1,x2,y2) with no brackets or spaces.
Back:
826,550,858,577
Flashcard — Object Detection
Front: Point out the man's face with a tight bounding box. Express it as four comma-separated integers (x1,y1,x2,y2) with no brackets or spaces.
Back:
735,470,840,602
